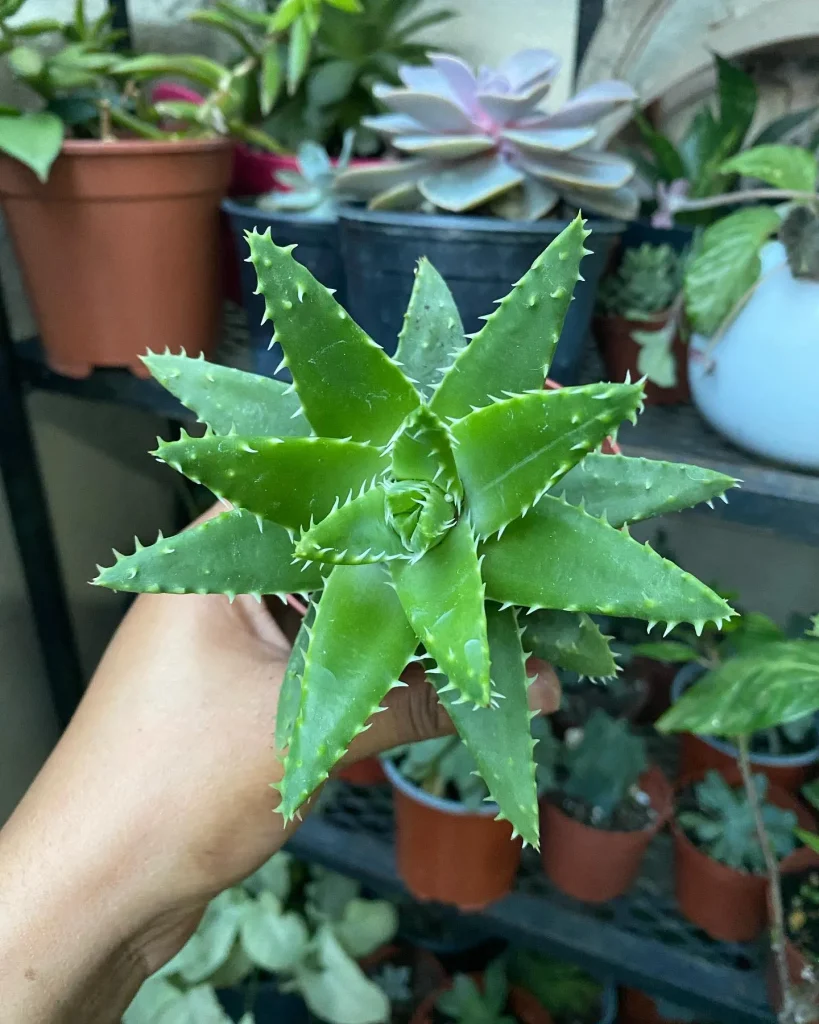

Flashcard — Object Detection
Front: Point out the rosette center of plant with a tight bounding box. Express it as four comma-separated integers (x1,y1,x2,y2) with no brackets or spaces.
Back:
384,478,454,556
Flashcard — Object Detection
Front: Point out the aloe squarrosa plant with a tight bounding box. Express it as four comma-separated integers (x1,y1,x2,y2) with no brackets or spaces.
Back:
96,216,738,846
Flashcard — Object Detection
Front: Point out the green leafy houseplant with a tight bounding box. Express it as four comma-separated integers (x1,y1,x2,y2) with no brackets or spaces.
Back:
95,215,737,847
337,50,638,220
125,854,398,1024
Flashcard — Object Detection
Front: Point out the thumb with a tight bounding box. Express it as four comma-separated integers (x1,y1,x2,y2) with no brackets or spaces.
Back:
341,658,560,766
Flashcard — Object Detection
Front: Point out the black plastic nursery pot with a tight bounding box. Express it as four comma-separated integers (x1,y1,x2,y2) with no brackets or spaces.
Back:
338,208,623,384
620,219,693,255
217,980,308,1024
223,197,345,378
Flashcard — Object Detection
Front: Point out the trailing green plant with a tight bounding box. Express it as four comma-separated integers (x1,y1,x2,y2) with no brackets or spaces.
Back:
506,950,602,1024
337,50,638,219
678,770,797,873
437,959,514,1024
95,215,737,847
262,0,456,155
256,131,355,218
598,244,683,318
124,855,397,1024
0,0,287,181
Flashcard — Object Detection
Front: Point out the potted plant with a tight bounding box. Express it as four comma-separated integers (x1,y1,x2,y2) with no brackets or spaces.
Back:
594,243,689,404
773,845,819,1019
672,768,806,943
222,133,355,376
411,956,553,1024
661,143,819,470
125,853,399,1024
335,51,638,381
639,612,819,792
506,950,617,1024
94,218,737,876
0,0,286,378
382,735,524,911
537,710,672,903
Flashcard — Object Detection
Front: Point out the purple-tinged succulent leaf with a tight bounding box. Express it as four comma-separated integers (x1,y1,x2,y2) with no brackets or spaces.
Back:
339,158,428,200
429,53,479,111
418,152,524,212
394,134,495,159
543,80,637,129
370,180,424,211
360,113,423,137
452,383,645,539
496,48,560,92
561,183,639,220
476,79,554,125
392,518,490,706
371,84,475,133
501,126,596,154
522,149,635,190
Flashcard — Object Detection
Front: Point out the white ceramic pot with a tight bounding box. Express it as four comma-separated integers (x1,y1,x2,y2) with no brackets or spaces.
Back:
688,240,819,470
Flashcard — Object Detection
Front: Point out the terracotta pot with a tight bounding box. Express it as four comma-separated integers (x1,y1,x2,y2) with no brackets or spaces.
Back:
540,766,672,903
618,987,690,1024
594,312,690,405
767,846,819,1014
410,977,553,1024
382,757,522,911
337,757,387,786
673,767,815,943
0,138,231,378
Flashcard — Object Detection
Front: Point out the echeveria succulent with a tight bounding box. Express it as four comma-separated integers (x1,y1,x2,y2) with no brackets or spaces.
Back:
337,50,638,220
95,215,736,846
256,131,356,220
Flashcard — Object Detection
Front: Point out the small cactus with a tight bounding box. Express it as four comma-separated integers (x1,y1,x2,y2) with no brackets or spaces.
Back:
598,243,683,317
95,215,737,847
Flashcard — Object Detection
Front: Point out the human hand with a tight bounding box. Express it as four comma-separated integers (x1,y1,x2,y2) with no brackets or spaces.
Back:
0,576,558,1023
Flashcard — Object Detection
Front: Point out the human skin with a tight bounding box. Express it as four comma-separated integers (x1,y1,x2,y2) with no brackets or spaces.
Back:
0,587,559,1023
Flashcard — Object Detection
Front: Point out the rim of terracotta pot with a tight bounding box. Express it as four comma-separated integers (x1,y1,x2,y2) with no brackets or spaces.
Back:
543,764,673,837
56,137,233,157
672,663,819,768
382,751,500,817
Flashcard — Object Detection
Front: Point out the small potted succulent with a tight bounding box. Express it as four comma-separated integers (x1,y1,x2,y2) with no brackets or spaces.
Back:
95,219,737,885
124,854,399,1024
672,768,806,943
640,612,819,792
223,132,355,376
537,710,672,903
506,950,617,1024
0,0,287,378
411,956,553,1024
335,50,638,380
383,734,525,911
594,243,689,404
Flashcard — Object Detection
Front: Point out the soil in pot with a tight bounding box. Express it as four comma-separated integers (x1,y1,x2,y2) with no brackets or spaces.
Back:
222,198,345,378
0,139,232,378
541,767,672,903
594,311,690,405
337,208,622,384
673,767,814,943
383,756,522,911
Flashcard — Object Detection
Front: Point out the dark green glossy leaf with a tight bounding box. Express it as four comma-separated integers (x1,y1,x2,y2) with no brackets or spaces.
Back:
630,641,699,664
633,111,686,182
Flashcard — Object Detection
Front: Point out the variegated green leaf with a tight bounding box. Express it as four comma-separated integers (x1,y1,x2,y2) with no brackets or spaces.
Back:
390,404,461,503
295,486,406,565
93,510,323,599
154,435,386,531
245,229,419,443
430,213,588,421
556,454,739,527
394,258,465,401
392,519,489,706
278,564,417,821
452,384,644,538
433,605,539,846
481,495,734,631
522,609,617,678
277,603,316,751
657,640,819,736
142,353,309,437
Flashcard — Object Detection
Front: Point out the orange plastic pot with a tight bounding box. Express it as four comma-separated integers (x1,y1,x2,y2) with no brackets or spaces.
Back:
673,767,815,943
337,757,387,785
410,976,553,1024
618,988,689,1024
767,846,819,1013
383,757,522,911
0,138,232,377
540,766,672,903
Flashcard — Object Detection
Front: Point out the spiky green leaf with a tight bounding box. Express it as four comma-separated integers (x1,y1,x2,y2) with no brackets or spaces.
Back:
481,495,734,630
452,384,644,538
278,564,417,821
93,510,322,598
522,610,617,678
277,603,316,751
795,829,819,854
433,605,539,846
392,519,489,706
630,641,699,664
245,229,419,443
657,640,819,736
154,435,386,531
142,353,309,437
295,486,405,564
394,258,465,402
430,214,588,421
390,404,461,503
556,454,739,527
